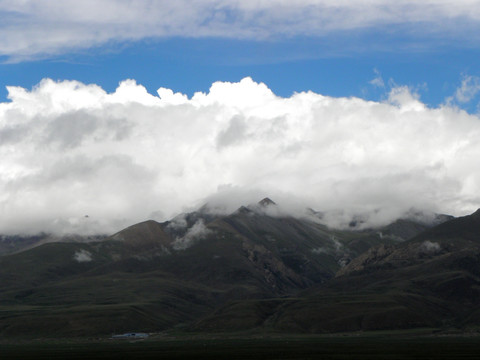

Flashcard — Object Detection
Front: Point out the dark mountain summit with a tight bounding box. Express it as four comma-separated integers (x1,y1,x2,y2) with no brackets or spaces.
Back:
410,208,480,243
258,197,276,207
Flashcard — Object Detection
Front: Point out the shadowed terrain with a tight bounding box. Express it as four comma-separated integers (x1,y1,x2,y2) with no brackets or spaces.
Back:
0,199,475,337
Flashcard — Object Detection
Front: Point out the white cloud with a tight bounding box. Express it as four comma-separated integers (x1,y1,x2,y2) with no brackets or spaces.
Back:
1,1,480,59
452,75,480,104
1,77,480,235
420,240,441,254
73,249,92,262
370,69,385,88
173,220,212,250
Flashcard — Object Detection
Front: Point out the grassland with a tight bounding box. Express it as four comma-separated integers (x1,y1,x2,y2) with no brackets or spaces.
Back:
2,332,480,359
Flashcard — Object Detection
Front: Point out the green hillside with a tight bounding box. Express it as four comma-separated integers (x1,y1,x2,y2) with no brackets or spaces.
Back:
0,199,456,337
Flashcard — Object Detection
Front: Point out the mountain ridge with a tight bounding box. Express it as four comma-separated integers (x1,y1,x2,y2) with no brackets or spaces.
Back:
0,199,473,337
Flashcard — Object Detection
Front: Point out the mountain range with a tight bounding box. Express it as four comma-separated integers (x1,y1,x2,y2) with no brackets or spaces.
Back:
1,198,478,337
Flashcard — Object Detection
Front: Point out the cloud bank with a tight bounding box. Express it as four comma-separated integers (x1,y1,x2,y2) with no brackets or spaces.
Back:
2,0,480,60
1,77,480,235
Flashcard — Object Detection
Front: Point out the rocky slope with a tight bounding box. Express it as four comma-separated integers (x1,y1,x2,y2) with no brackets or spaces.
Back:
258,209,480,333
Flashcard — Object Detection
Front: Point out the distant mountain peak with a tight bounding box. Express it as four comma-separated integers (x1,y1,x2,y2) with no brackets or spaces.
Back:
234,205,253,215
258,197,276,207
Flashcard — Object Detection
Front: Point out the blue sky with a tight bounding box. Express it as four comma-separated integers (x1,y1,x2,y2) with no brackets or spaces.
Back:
3,38,480,111
2,1,480,234
1,1,480,110
2,37,480,112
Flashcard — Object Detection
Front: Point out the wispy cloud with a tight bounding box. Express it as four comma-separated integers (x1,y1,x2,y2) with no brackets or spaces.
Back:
1,77,480,234
370,69,385,89
172,220,212,250
1,1,480,60
452,75,480,104
443,74,480,113
73,249,93,262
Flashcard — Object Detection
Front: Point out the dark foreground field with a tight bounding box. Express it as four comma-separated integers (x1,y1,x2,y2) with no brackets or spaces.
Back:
2,334,480,360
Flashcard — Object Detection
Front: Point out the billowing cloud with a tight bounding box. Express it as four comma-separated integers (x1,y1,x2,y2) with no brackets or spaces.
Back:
1,1,480,60
1,77,480,235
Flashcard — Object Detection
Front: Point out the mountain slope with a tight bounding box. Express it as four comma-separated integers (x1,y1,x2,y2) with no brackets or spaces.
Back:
254,209,480,333
0,199,453,337
0,233,106,256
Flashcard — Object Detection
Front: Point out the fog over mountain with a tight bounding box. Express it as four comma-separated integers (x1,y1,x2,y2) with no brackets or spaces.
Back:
1,77,479,235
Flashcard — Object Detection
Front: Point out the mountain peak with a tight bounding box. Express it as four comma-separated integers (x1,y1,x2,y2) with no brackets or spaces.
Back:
258,197,276,207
